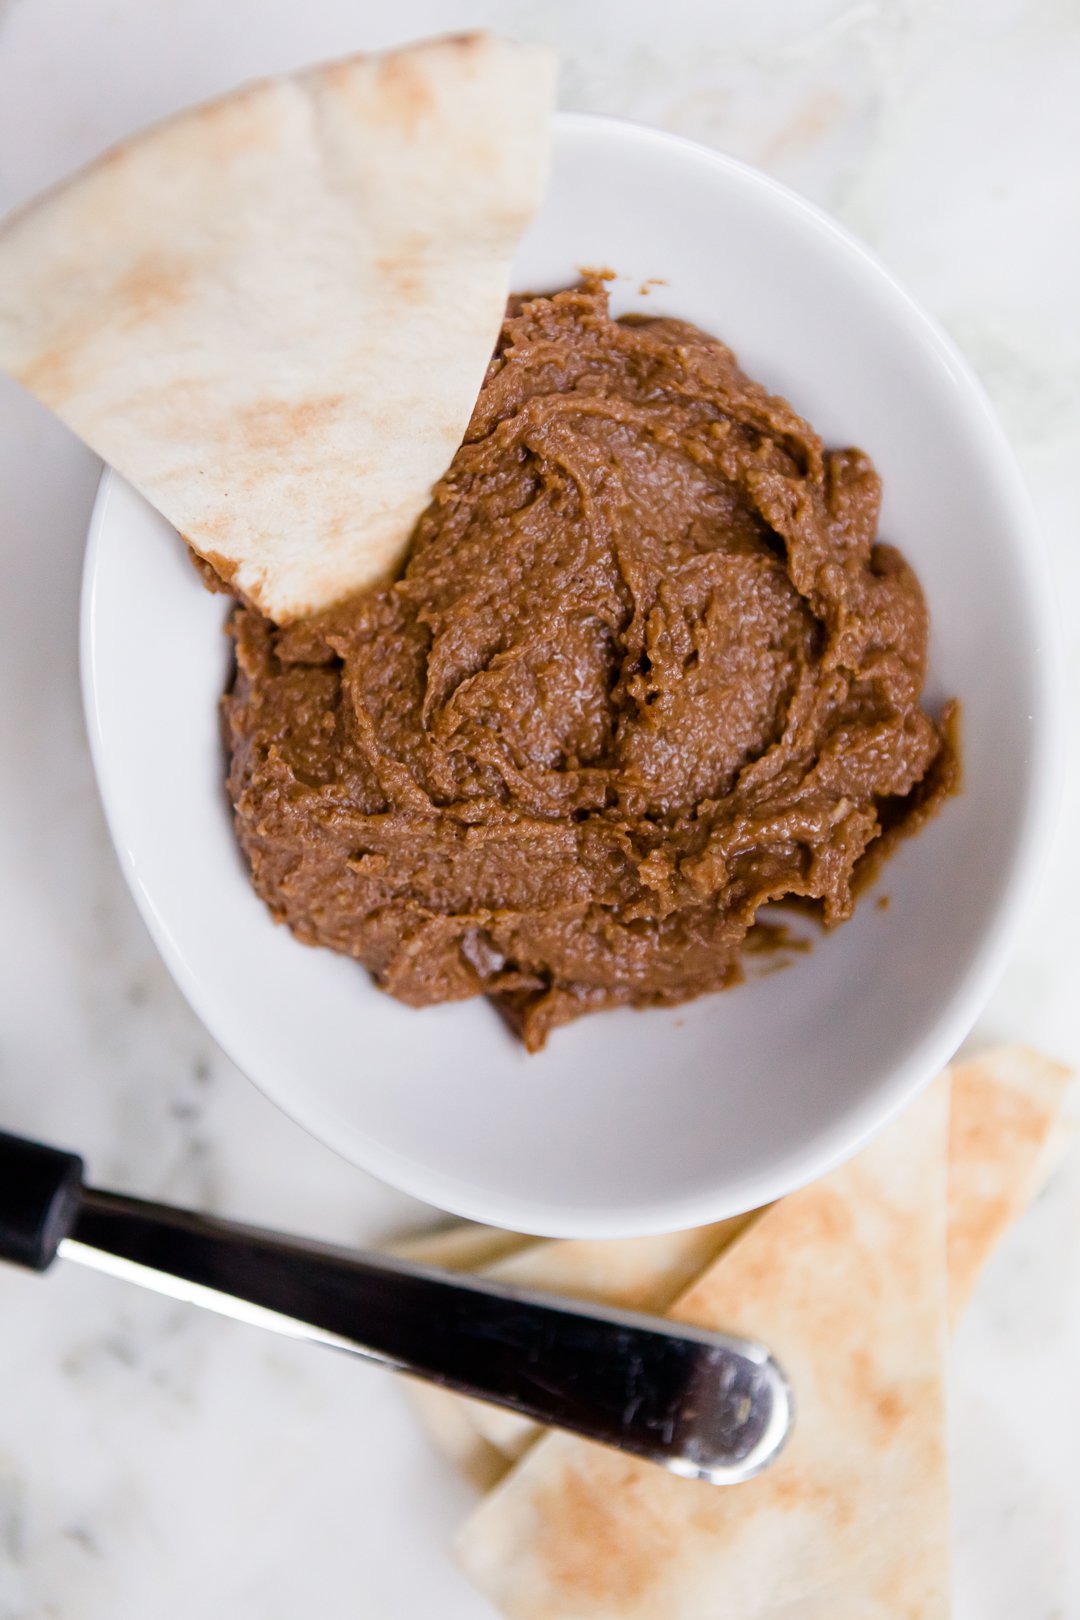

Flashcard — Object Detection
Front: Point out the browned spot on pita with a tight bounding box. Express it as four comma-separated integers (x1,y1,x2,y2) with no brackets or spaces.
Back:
842,1346,912,1444
19,344,75,404
374,256,428,300
376,227,434,263
462,135,501,179
532,1451,672,1608
236,392,345,451
191,79,286,160
760,1462,812,1512
447,32,488,57
747,1447,868,1531
792,1183,857,1249
947,1047,1073,1320
683,1183,856,1335
873,1387,907,1437
113,252,193,329
377,50,437,133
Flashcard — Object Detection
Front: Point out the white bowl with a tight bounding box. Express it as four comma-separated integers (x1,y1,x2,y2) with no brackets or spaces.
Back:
81,113,1059,1238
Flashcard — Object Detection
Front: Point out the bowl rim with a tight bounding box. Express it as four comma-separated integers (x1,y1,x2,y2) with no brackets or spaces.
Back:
80,111,1064,1237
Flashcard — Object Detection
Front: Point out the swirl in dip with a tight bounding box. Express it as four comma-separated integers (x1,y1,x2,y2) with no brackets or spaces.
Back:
224,281,956,1050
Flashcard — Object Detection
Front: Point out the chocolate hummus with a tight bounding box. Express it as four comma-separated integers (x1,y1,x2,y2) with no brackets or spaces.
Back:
224,281,956,1050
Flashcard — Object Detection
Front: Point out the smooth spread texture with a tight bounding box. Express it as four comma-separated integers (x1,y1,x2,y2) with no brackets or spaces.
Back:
225,282,955,1049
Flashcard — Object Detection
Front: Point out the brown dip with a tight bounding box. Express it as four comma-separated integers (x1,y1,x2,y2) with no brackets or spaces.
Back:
224,281,956,1051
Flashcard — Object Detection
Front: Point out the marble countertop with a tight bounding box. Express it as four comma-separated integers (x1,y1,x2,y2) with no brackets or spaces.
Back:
1,1,1078,1615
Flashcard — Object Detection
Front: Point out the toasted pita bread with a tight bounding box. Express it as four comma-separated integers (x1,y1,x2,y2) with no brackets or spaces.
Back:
0,35,555,622
406,1047,1073,1487
387,1223,540,1272
402,1379,511,1494
399,1216,758,1471
462,1215,760,1460
456,1079,953,1619
479,1214,759,1316
947,1044,1074,1325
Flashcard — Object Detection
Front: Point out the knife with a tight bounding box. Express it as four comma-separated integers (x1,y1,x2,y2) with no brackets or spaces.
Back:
0,1127,791,1483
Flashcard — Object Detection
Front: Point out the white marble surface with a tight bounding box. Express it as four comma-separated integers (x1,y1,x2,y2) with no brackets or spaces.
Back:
1,1,1078,1614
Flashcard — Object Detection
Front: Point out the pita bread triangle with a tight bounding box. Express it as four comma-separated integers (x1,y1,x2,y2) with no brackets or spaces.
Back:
388,1223,540,1273
0,34,555,622
455,1078,952,1619
403,1046,1073,1486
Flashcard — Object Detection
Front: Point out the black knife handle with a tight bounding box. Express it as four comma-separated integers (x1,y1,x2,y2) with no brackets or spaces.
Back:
0,1130,84,1271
